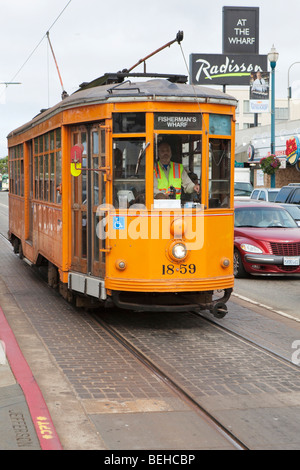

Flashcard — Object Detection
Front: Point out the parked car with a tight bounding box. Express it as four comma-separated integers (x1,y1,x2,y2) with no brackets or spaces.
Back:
279,203,300,226
234,200,300,277
250,187,280,202
234,181,253,199
275,183,300,204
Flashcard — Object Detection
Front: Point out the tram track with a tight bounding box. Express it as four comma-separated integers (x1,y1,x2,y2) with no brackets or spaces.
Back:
194,310,300,371
89,312,249,451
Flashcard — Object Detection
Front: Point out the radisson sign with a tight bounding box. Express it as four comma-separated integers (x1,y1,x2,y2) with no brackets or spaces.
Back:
189,54,267,86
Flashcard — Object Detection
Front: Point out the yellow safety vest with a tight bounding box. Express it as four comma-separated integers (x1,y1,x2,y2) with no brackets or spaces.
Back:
154,161,183,199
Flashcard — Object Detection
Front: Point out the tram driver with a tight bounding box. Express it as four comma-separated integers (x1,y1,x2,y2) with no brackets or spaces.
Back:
154,142,200,200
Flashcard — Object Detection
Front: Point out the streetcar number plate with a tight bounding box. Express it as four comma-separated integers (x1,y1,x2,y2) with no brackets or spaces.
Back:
283,256,300,266
162,264,196,275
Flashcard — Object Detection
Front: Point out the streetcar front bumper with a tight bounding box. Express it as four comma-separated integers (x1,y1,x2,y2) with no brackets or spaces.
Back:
112,288,232,318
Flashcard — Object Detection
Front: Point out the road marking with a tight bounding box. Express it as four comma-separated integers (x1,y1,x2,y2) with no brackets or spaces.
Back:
0,306,63,450
232,292,300,323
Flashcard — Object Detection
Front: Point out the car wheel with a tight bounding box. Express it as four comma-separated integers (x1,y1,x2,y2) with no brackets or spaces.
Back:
234,248,248,278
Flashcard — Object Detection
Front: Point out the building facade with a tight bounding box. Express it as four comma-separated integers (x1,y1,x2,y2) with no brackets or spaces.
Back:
231,87,300,188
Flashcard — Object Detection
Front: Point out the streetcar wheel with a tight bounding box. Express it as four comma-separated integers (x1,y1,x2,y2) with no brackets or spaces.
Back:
211,301,228,319
234,248,248,278
12,237,19,254
19,242,23,259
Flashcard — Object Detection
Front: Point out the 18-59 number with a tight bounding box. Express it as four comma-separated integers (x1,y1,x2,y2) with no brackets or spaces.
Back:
162,264,196,275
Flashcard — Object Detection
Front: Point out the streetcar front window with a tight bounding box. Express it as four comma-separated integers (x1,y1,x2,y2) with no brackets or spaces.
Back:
209,138,231,208
113,138,146,208
153,134,202,208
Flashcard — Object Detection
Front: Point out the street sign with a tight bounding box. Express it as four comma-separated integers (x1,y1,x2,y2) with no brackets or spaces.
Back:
223,6,259,55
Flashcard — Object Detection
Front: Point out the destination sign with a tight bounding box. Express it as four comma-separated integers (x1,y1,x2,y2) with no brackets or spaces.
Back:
154,113,202,130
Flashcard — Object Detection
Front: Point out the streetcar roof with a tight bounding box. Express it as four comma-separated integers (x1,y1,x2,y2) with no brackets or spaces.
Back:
7,77,237,139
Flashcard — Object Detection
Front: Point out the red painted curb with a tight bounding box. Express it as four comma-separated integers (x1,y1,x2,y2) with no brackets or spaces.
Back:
0,307,63,450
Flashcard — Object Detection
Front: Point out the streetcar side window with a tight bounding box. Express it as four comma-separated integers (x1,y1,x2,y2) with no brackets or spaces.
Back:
113,138,146,208
33,130,62,204
209,138,231,208
50,153,55,203
56,151,62,204
34,156,38,198
9,144,24,197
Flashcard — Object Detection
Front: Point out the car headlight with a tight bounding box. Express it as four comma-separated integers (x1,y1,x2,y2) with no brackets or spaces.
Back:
240,243,263,254
172,242,187,260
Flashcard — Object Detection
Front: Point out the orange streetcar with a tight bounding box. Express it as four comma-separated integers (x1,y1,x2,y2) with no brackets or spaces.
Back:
7,70,237,317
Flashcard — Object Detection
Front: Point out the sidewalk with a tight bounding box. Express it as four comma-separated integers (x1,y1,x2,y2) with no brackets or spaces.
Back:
0,307,62,450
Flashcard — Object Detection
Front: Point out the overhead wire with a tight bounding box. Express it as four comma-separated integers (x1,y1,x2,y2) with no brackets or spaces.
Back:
0,0,72,101
179,42,209,135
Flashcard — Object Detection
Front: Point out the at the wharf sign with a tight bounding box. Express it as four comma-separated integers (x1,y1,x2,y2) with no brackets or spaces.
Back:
223,6,259,54
190,54,267,86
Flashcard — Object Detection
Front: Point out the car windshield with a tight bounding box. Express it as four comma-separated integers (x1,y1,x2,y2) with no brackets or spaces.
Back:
235,207,298,228
234,182,253,196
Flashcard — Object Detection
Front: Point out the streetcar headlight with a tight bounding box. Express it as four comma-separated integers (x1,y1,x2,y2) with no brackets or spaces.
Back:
240,244,263,254
172,243,187,260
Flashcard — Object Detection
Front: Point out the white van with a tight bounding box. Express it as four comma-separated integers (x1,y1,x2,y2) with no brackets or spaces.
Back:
250,188,280,202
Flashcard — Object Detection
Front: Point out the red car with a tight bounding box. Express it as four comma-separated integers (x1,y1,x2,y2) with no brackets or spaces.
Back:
234,201,300,277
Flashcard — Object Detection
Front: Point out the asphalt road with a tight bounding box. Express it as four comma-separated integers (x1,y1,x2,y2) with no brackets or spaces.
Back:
233,274,300,321
1,190,299,321
0,191,8,239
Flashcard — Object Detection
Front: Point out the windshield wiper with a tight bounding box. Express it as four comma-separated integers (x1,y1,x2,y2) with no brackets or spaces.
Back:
135,142,150,176
237,224,257,227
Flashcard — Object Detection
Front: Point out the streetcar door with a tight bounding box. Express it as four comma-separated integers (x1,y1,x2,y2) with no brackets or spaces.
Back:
70,124,106,278
90,125,107,278
27,140,33,242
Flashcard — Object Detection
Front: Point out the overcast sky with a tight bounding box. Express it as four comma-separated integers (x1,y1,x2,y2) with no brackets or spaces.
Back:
1,0,300,157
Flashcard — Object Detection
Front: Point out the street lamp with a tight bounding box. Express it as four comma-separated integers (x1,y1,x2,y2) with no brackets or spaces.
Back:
268,45,279,188
287,62,300,120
